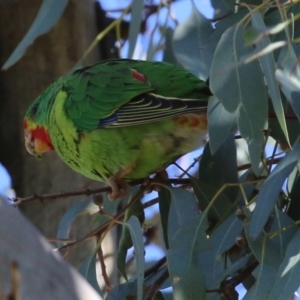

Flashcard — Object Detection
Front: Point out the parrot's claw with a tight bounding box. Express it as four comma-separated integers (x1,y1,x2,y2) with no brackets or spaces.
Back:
107,163,136,201
107,177,128,201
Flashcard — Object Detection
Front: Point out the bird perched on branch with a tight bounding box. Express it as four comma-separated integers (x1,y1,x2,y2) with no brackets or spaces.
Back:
24,59,210,199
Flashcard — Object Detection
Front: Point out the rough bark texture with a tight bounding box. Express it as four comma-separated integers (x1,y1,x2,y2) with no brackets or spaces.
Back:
0,0,118,284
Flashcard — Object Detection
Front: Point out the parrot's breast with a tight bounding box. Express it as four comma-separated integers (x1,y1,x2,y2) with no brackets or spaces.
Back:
49,92,207,181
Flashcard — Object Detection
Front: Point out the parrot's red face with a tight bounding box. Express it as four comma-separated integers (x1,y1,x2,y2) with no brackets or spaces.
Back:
23,118,54,158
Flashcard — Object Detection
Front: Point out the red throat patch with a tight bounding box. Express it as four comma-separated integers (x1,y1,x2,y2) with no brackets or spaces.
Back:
32,127,54,150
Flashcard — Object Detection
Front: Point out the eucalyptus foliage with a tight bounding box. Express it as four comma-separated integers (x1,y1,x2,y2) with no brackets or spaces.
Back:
4,0,300,299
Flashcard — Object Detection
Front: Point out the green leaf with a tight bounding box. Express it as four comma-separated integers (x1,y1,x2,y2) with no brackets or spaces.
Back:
56,200,98,248
167,188,199,242
199,133,238,201
2,0,68,69
127,0,144,58
124,216,145,300
117,192,144,281
275,46,300,121
106,282,136,300
204,11,248,70
196,214,243,289
268,229,300,300
251,11,290,146
208,96,238,154
249,137,300,239
270,208,297,260
162,28,179,66
244,224,281,299
173,4,213,80
79,253,103,297
167,214,210,300
158,187,172,249
191,179,235,225
210,23,268,174
210,0,235,17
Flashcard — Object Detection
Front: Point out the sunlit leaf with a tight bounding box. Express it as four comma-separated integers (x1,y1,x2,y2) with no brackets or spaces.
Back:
173,4,213,80
127,0,144,58
2,0,68,69
251,11,289,146
210,23,268,174
249,137,300,239
268,229,300,300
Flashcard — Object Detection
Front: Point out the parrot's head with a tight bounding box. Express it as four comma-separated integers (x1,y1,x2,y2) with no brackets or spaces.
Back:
23,83,59,159
23,118,54,159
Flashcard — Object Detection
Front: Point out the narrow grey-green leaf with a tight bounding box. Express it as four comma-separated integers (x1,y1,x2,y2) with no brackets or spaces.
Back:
124,216,144,300
249,137,300,239
244,224,281,299
210,0,235,17
276,46,300,121
56,200,98,248
173,4,213,80
251,11,289,146
267,229,300,300
167,214,210,300
79,253,103,297
208,96,238,154
117,191,144,281
2,0,68,69
127,0,144,58
162,28,179,66
270,208,297,259
167,187,199,242
210,24,267,174
191,178,235,225
199,133,238,201
106,282,136,300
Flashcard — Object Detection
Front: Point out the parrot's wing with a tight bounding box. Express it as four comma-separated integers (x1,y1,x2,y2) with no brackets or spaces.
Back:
64,60,208,131
99,93,208,128
64,61,155,131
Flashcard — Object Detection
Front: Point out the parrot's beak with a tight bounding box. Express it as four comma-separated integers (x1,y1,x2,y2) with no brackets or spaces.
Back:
24,129,43,160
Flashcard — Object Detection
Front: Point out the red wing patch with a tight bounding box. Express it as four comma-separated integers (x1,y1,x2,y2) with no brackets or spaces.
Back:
131,69,147,82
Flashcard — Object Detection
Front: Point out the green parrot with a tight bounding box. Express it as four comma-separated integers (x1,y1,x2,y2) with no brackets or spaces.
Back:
24,59,210,199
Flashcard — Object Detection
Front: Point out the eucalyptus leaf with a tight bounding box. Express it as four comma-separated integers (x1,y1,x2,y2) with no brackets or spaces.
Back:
173,4,213,80
244,224,281,299
2,0,68,69
127,0,144,58
167,214,210,300
210,23,268,174
249,137,300,239
267,229,300,300
56,200,98,248
208,96,238,154
251,11,289,146
79,253,103,297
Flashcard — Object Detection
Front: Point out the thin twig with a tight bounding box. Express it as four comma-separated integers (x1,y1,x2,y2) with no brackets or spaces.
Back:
97,239,112,292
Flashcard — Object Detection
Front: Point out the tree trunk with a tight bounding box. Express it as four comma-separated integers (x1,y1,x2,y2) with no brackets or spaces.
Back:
0,0,118,285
